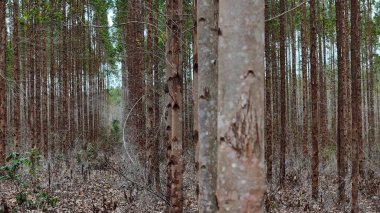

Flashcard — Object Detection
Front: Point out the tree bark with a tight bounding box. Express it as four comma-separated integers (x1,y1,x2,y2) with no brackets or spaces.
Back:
279,0,286,186
310,0,319,200
0,0,6,164
165,0,173,207
168,0,184,211
350,0,361,211
197,0,218,211
336,0,349,206
146,0,155,187
192,0,199,199
217,0,265,212
265,0,273,183
300,0,308,157
13,0,20,153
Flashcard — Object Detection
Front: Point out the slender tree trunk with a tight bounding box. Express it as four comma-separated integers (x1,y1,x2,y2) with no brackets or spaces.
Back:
310,0,319,200
146,0,155,187
42,6,48,158
29,0,36,149
61,0,68,155
367,0,374,161
35,0,42,152
49,0,55,158
192,0,199,199
290,0,297,155
318,3,328,153
265,0,273,183
152,0,160,193
168,0,184,211
13,0,20,152
336,0,349,206
165,0,173,208
279,0,287,186
197,0,218,212
0,0,6,164
301,0,308,157
350,0,361,211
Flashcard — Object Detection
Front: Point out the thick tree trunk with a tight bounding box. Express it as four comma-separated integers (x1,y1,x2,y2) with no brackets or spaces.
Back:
217,0,265,212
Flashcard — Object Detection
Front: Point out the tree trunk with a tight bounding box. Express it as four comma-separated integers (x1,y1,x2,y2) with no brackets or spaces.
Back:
168,0,184,211
49,0,56,157
42,5,48,158
217,0,265,212
265,0,273,183
127,0,145,162
152,0,161,193
13,0,20,153
336,0,349,206
310,0,319,200
350,0,361,211
197,0,218,211
367,0,374,161
146,0,155,187
301,0,308,157
165,0,173,207
290,0,297,156
279,0,286,186
192,0,199,199
28,0,36,149
0,0,6,164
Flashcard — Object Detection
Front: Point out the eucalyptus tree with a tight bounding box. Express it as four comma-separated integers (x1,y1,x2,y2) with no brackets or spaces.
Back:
310,0,319,200
197,0,218,211
0,0,6,164
217,0,265,211
336,0,349,206
350,0,362,211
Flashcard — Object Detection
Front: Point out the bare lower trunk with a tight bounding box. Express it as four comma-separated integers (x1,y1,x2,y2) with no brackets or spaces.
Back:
197,0,218,211
217,0,265,212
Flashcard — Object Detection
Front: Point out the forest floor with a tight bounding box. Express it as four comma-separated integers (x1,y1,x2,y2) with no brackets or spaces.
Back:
1,145,379,212
0,151,198,213
265,149,380,213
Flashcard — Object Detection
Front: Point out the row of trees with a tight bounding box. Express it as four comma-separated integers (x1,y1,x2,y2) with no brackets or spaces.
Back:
265,0,379,212
0,0,113,164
